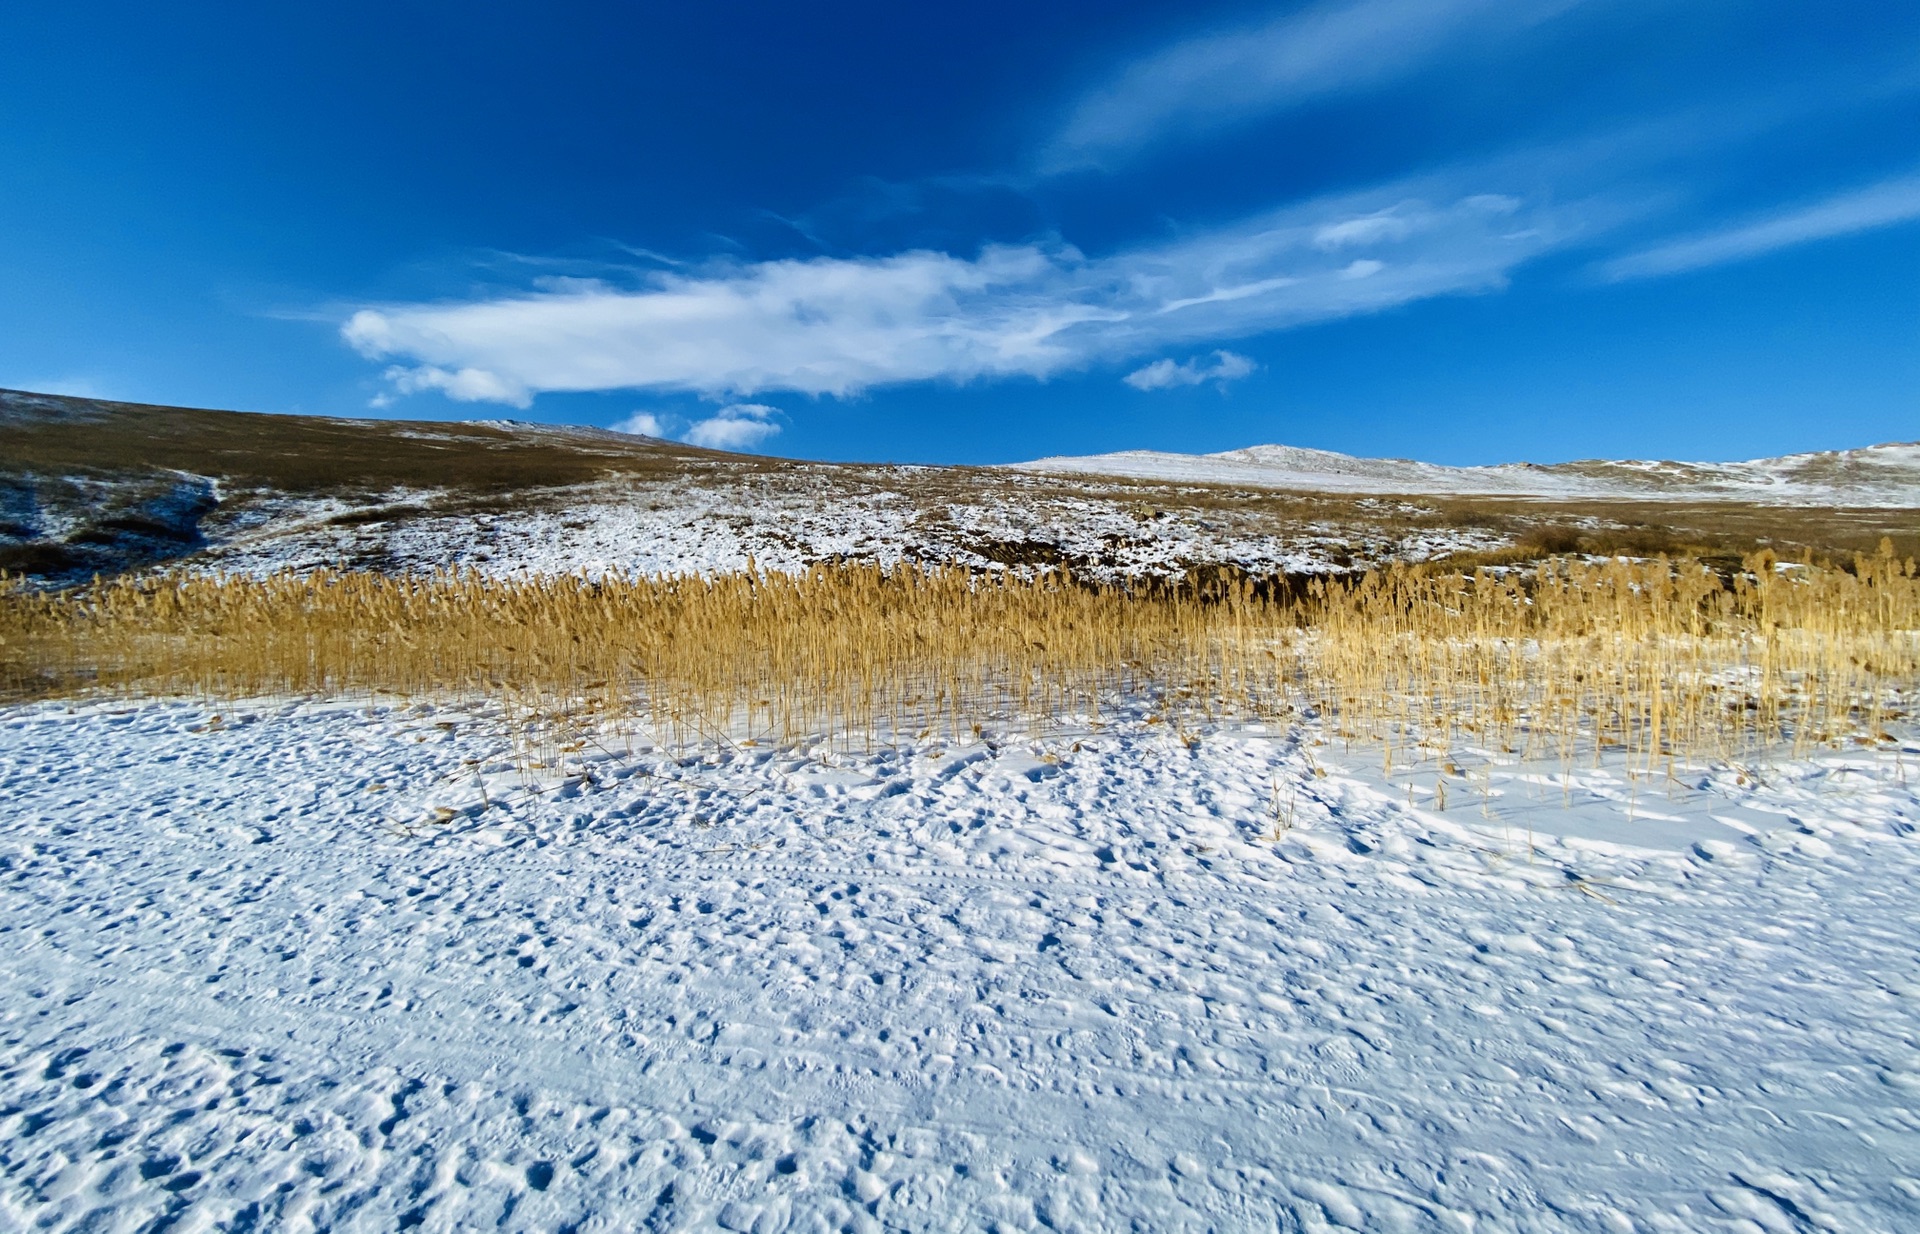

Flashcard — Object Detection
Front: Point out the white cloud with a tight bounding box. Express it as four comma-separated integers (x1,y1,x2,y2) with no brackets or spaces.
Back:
1124,350,1257,391
343,187,1572,406
682,404,782,451
611,410,670,437
607,405,781,450
1598,172,1920,281
1042,0,1586,170
379,362,532,408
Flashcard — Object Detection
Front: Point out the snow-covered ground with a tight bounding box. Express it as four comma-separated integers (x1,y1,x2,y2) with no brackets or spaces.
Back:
5,696,1919,1231
185,474,1504,583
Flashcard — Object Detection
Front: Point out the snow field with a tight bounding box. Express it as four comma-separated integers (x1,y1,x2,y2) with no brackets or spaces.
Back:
2,698,1918,1231
186,474,1502,584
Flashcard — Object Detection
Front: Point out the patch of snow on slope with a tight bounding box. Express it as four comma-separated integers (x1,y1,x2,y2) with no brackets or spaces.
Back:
2,697,1917,1230
189,476,1506,582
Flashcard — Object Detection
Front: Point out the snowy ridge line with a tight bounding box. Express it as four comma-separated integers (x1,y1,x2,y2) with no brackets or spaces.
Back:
1008,438,1920,505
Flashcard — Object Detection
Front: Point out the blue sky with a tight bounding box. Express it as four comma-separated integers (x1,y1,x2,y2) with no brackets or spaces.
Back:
2,2,1915,465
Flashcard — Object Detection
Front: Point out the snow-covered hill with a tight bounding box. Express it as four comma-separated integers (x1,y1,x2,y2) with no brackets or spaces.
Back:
1013,440,1920,506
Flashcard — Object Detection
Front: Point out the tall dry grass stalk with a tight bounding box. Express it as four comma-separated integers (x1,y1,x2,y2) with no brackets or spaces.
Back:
2,547,1915,766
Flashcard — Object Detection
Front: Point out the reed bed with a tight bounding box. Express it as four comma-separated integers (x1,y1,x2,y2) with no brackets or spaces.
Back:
3,547,1916,768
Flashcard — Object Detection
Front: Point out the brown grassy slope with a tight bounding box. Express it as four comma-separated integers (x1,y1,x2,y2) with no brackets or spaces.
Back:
1411,496,1919,567
0,388,775,577
0,387,742,493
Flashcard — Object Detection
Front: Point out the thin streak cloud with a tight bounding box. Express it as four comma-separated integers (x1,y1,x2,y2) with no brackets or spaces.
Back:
1598,172,1920,281
1042,0,1587,171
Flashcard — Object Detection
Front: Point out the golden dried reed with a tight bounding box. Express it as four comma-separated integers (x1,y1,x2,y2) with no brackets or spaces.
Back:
2,545,1915,766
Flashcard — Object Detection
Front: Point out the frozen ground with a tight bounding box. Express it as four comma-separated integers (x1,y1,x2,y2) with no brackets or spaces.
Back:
4,697,1919,1231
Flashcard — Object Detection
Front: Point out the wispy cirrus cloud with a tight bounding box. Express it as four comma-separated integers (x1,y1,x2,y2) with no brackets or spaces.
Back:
343,188,1575,406
333,3,1920,417
1597,171,1920,281
1124,350,1257,391
1042,0,1589,172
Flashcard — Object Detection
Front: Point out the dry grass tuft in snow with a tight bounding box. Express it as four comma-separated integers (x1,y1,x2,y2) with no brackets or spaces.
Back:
5,545,1916,770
